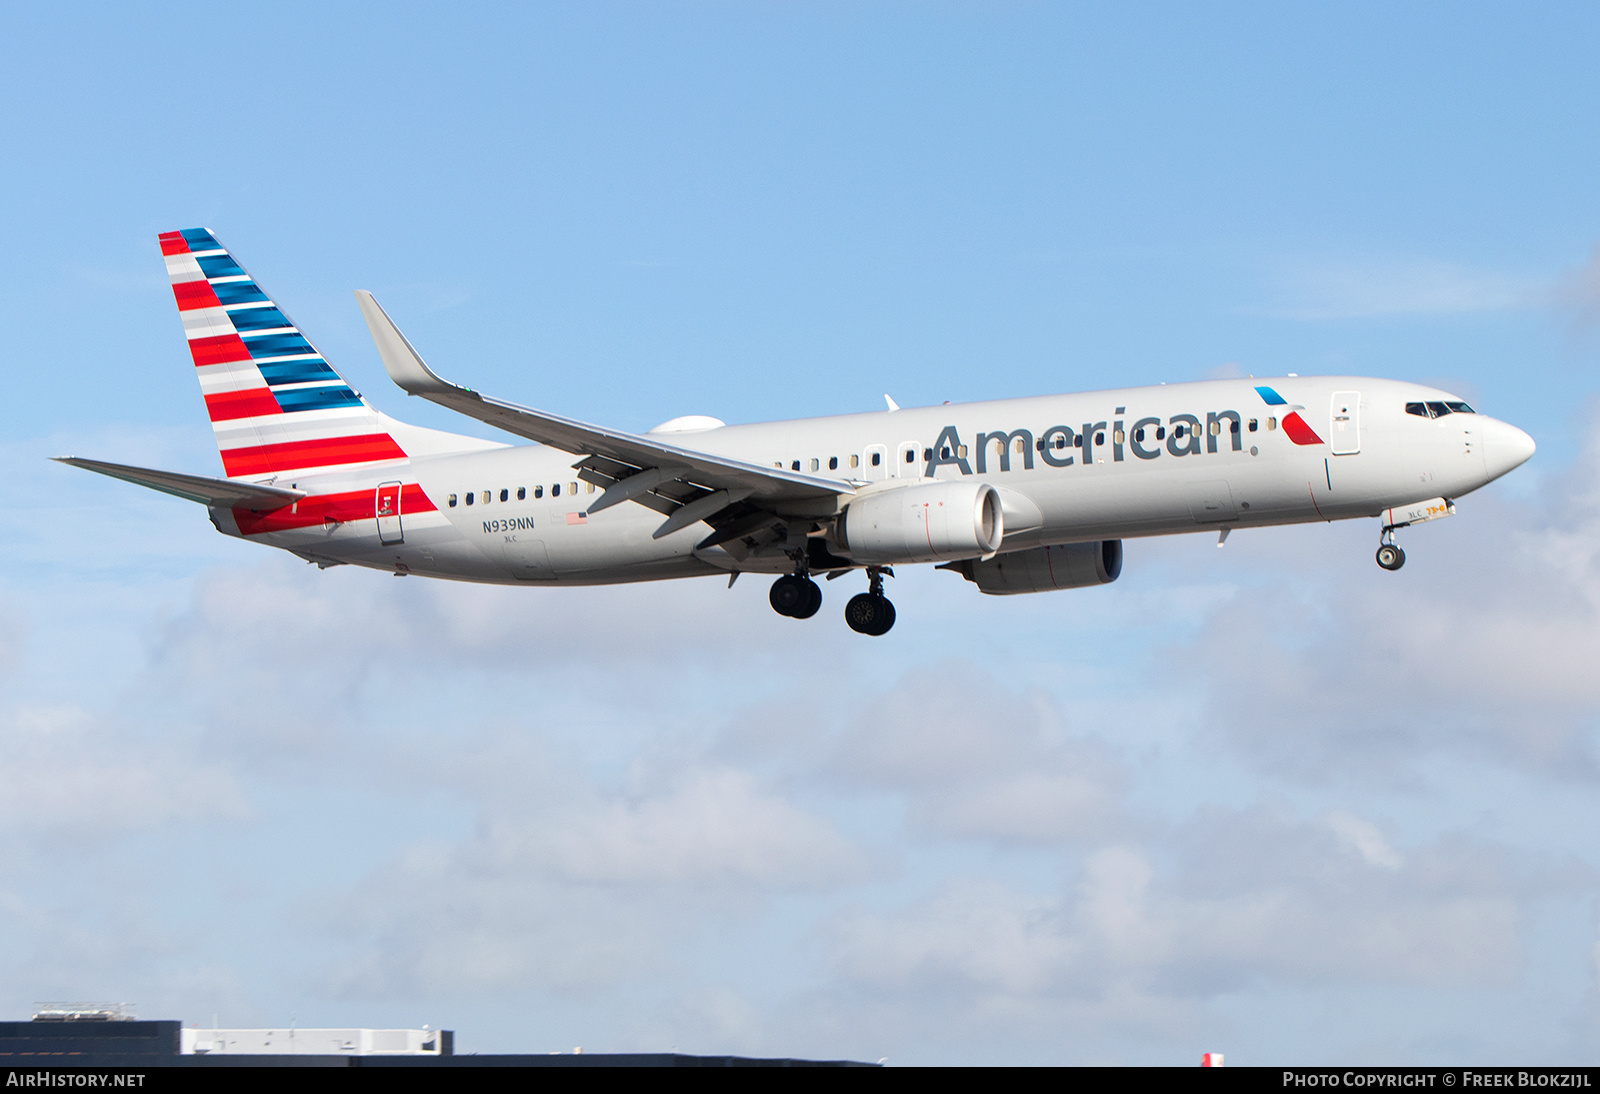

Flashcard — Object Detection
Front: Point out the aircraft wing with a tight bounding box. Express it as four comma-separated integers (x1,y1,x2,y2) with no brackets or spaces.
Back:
54,457,308,508
356,292,854,534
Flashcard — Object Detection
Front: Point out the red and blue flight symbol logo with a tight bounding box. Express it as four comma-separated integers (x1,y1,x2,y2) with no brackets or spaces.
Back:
1255,386,1324,446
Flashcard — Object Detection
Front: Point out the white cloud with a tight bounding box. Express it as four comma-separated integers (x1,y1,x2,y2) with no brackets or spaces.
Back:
0,703,246,841
1326,811,1403,870
825,664,1128,843
313,757,865,996
527,767,866,887
824,805,1528,1025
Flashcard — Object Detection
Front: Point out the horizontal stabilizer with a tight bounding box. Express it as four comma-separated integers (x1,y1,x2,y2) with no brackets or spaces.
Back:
53,457,306,509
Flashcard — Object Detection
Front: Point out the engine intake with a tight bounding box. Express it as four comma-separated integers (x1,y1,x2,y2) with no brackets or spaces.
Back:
942,541,1123,595
836,482,1004,565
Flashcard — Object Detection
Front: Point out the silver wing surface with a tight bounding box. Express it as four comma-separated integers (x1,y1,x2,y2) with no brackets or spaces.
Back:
355,291,854,547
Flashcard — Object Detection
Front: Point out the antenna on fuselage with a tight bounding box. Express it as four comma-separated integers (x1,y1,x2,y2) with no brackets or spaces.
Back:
884,394,900,412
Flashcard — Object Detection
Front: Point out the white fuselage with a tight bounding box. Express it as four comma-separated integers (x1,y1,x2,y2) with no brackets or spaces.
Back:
210,376,1533,585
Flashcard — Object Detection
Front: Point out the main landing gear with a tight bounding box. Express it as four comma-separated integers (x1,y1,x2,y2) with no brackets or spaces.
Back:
770,573,822,618
1376,526,1406,571
769,565,896,635
844,567,895,636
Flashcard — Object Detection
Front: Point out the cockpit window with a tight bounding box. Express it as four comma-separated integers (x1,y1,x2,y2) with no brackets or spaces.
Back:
1408,400,1476,418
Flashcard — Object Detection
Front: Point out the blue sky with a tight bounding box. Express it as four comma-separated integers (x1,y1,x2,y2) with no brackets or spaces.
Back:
3,2,1600,1064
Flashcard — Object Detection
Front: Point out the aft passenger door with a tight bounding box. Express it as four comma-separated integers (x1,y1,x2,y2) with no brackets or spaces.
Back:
375,481,404,544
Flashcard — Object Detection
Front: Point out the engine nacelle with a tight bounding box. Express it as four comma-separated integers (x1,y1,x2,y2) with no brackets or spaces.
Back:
835,482,1004,565
944,540,1123,595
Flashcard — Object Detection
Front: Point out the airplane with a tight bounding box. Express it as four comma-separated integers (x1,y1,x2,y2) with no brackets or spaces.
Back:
56,229,1537,636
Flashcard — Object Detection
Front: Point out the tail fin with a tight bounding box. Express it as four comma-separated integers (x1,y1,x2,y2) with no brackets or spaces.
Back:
159,228,407,479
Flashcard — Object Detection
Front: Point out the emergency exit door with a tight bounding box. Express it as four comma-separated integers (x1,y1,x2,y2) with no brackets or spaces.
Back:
376,481,404,544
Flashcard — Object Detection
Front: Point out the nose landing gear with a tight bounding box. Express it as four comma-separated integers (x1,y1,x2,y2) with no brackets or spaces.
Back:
845,566,896,636
1376,527,1406,571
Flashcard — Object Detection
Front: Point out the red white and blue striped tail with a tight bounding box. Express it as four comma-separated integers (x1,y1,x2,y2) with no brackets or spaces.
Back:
160,228,407,479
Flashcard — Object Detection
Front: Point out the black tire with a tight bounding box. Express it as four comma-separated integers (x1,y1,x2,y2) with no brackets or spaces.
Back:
770,575,806,616
1376,544,1406,571
844,593,879,634
791,579,822,619
869,598,896,636
845,594,896,636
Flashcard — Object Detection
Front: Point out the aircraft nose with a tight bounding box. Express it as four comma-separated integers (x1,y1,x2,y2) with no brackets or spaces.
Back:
1480,416,1536,482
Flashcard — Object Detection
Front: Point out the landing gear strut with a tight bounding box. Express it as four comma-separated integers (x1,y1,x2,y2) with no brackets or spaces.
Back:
1376,527,1406,571
845,567,896,636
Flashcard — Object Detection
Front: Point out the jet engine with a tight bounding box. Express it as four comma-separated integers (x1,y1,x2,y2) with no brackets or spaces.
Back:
835,481,1004,565
941,540,1123,595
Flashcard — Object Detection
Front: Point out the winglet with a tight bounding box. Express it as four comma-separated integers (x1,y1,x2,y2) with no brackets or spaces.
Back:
354,290,462,397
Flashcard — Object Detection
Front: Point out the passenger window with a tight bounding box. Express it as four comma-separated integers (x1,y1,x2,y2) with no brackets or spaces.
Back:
1015,439,1026,454
941,446,950,458
585,482,594,493
466,492,474,505
1248,419,1258,431
1230,420,1240,434
1054,436,1067,450
871,452,881,466
810,458,820,471
570,482,578,495
829,456,838,470
517,487,526,500
535,486,544,498
1114,429,1125,444
448,493,458,507
957,445,968,458
500,488,509,502
1073,435,1082,448
1157,427,1166,440
1135,428,1144,442
552,484,560,497
905,450,915,463
1095,432,1105,445
849,454,859,468
483,488,491,503
1209,421,1220,436
1266,418,1277,431
923,448,933,460
792,460,800,471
